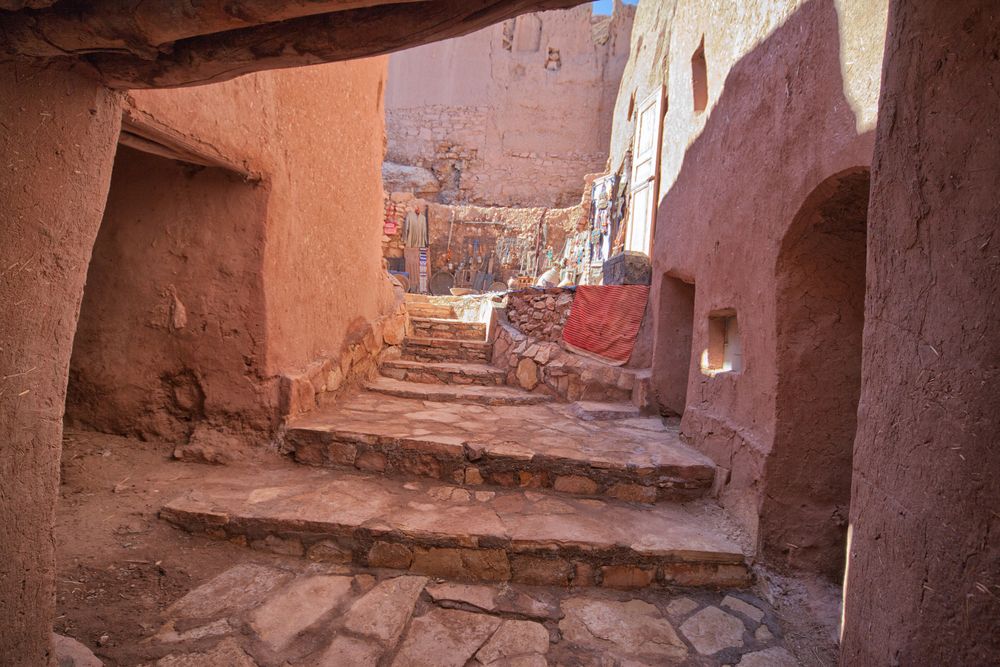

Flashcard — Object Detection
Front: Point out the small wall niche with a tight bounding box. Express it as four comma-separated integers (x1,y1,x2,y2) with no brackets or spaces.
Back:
691,37,708,114
701,309,741,375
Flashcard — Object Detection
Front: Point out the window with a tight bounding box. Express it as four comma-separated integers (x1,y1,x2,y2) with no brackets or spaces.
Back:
701,309,741,375
691,37,708,114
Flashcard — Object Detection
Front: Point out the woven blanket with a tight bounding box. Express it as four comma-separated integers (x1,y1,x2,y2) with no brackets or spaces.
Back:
562,284,650,365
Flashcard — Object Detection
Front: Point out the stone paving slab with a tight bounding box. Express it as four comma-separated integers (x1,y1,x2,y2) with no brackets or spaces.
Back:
287,392,715,503
138,565,793,667
160,466,748,589
381,359,506,386
366,376,553,406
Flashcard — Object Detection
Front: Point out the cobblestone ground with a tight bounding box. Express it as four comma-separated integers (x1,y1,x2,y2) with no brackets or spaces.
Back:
135,561,799,666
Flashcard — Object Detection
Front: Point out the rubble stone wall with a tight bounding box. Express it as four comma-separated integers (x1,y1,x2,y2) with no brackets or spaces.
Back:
491,318,651,408
505,288,574,342
383,193,586,285
385,4,635,207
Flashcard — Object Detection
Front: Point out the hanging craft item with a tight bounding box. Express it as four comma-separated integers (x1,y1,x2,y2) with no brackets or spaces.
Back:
383,200,400,236
418,248,429,293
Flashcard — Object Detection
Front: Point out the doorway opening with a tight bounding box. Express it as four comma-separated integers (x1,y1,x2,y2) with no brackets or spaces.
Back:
763,167,869,580
66,143,269,444
653,274,696,416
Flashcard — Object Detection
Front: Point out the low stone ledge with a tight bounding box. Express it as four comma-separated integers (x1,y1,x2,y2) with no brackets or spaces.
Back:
284,427,713,503
277,304,410,420
491,316,647,406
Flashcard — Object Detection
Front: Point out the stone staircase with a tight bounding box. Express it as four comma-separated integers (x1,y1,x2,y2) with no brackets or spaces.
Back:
160,312,750,591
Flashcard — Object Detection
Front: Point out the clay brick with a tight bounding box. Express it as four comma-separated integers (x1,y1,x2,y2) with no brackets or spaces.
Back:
600,565,655,589
355,450,387,472
368,541,413,569
323,440,358,467
553,475,599,495
607,483,657,503
510,555,573,585
410,548,511,582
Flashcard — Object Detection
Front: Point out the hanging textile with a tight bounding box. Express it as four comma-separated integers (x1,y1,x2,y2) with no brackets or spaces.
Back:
562,284,650,365
403,207,428,248
403,247,422,293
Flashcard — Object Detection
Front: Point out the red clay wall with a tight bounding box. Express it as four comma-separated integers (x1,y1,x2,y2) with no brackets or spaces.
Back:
67,146,272,442
0,63,122,666
629,0,884,551
841,1,1000,662
60,60,396,450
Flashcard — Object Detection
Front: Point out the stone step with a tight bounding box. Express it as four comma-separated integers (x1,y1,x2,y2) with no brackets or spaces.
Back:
381,359,506,386
406,302,457,319
569,401,642,421
401,336,492,363
160,466,749,590
286,392,716,503
410,317,486,342
365,376,552,406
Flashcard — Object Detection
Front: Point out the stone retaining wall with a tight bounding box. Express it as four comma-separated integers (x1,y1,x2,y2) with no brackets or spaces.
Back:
491,317,651,407
506,287,574,342
278,304,410,419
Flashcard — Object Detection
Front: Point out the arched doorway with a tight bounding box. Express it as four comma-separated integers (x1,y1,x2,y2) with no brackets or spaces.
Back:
763,167,869,580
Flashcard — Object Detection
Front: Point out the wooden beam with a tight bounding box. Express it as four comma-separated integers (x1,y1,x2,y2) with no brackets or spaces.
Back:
0,1,429,59
62,0,587,88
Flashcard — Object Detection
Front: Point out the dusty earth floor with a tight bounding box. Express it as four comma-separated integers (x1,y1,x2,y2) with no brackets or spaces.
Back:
55,428,841,666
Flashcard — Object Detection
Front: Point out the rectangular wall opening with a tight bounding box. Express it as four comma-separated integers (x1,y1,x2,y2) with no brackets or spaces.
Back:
701,309,741,375
692,37,708,114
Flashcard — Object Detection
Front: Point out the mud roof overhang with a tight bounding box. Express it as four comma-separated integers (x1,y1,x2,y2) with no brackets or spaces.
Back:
0,0,590,88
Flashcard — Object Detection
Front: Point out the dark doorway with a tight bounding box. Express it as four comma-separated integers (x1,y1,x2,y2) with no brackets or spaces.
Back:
763,167,869,580
653,274,697,416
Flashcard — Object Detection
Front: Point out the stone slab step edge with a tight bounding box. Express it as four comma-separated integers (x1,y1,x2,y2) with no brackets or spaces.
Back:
381,359,506,386
410,317,487,342
285,426,714,504
365,377,553,407
160,501,749,592
405,303,457,319
401,337,492,363
569,401,642,421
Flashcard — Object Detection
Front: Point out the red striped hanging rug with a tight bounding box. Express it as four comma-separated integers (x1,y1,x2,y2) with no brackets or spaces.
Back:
562,284,650,366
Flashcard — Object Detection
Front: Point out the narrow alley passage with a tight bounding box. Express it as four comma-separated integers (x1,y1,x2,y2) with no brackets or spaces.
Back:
52,300,821,666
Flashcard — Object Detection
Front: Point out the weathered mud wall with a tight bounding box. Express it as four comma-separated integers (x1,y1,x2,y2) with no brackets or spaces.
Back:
385,4,635,207
764,168,868,578
59,59,396,452
67,146,272,442
841,1,1000,663
611,0,886,555
0,63,122,666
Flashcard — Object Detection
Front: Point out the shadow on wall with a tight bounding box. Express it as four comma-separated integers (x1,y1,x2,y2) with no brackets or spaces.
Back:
765,166,869,579
647,0,877,578
67,145,274,444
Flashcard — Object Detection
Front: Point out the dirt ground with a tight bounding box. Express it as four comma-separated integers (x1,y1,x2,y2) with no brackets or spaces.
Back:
54,428,840,666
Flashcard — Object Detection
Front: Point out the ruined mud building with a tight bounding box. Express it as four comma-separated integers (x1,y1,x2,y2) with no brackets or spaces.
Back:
1,0,998,665
384,3,635,208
